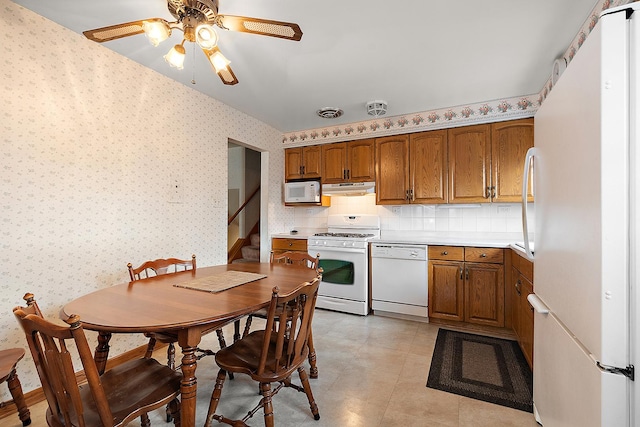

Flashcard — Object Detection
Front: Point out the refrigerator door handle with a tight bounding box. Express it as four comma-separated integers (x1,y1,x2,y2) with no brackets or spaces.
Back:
527,293,549,314
595,361,635,380
521,147,537,259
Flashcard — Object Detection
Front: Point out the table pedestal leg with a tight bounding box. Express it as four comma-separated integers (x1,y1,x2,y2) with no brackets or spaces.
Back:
93,332,112,375
178,329,201,427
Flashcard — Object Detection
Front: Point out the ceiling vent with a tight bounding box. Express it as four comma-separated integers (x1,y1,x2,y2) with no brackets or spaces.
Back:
366,100,387,117
316,107,344,119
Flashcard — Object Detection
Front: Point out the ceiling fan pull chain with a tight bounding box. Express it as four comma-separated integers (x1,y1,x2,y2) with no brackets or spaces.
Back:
191,42,197,84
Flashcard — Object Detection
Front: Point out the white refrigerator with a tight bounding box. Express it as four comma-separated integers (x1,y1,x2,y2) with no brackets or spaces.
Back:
522,3,639,426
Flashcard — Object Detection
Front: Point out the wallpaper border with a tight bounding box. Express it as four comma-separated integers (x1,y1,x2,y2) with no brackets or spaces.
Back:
281,0,634,146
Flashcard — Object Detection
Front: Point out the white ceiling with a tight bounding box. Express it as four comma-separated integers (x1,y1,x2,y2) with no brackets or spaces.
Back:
12,0,598,133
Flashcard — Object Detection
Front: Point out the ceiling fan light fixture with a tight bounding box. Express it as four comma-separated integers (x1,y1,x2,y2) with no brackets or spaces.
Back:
164,41,186,70
208,49,231,74
195,24,218,50
142,20,171,46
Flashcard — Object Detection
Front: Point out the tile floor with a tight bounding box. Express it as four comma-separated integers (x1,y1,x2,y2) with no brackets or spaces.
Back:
4,309,539,427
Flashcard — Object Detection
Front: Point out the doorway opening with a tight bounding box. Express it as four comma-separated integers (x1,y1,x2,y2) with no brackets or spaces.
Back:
227,141,262,263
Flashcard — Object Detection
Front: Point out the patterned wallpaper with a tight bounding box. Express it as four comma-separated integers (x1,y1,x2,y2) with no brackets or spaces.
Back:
281,0,635,146
0,0,289,397
0,0,635,403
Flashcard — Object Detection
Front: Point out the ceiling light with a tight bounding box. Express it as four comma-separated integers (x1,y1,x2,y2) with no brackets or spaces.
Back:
206,48,231,74
366,100,388,117
195,24,218,50
164,41,186,70
316,107,344,119
142,20,171,46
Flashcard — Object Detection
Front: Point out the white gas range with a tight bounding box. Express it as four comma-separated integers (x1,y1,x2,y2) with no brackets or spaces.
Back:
307,214,380,316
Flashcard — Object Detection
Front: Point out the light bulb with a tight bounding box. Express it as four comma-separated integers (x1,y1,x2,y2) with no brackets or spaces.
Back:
164,43,186,70
142,20,170,47
196,24,218,50
209,50,230,74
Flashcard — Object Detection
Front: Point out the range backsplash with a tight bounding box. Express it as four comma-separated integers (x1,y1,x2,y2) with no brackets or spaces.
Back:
285,194,534,235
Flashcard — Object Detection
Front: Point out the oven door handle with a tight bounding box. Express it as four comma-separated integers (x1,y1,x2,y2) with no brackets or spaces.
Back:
307,247,366,254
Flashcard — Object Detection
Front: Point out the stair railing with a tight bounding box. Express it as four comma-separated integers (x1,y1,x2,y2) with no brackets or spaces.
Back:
227,186,260,263
228,186,260,225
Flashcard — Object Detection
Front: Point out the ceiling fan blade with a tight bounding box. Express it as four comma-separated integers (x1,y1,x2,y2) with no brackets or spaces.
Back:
217,15,303,41
217,63,239,85
202,47,239,85
83,18,168,42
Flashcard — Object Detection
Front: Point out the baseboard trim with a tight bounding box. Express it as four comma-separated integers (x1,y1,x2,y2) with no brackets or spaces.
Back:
0,343,163,421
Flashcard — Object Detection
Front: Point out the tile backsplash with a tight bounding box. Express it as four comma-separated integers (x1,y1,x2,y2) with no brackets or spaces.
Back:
287,194,534,235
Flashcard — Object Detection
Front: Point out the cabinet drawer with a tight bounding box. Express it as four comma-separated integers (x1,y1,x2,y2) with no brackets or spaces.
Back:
465,247,503,263
429,246,464,261
272,238,307,252
512,249,534,282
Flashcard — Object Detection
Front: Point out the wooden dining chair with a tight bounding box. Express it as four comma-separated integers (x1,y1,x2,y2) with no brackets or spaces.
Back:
204,275,322,427
128,255,232,368
128,254,239,422
13,293,182,427
0,348,31,426
242,251,320,378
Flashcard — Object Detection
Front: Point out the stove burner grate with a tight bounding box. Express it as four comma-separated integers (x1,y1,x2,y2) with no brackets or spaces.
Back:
313,232,374,238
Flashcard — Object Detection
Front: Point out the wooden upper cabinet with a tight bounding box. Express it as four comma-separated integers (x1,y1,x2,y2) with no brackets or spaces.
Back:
284,146,321,181
376,131,448,205
284,118,533,202
321,143,347,183
375,135,410,205
491,118,534,202
448,124,491,203
410,130,448,204
347,139,376,182
322,139,375,184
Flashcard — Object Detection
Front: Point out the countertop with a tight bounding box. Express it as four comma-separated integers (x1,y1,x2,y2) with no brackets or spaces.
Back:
373,231,534,261
271,230,534,261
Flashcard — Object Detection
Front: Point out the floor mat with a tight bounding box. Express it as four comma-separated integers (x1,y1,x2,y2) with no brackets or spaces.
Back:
426,328,533,412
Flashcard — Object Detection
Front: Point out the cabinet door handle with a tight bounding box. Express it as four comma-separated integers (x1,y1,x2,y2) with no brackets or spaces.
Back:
347,169,350,179
480,253,487,258
343,170,347,179
288,243,293,246
485,187,491,199
491,186,496,198
410,188,415,201
405,190,410,201
515,279,521,295
459,267,464,280
465,267,469,281
442,251,448,256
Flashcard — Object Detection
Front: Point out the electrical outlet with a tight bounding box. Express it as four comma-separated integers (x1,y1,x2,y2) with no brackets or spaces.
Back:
392,206,401,215
497,205,511,215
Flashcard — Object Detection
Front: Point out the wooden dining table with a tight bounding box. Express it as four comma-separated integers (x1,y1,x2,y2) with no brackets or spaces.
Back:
61,262,318,427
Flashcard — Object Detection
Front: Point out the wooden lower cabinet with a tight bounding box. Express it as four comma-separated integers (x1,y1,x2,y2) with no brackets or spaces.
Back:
429,260,464,321
511,249,534,368
271,237,307,255
465,262,504,326
429,246,505,327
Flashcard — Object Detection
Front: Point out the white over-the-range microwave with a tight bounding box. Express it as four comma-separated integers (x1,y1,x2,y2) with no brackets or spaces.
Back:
284,180,321,204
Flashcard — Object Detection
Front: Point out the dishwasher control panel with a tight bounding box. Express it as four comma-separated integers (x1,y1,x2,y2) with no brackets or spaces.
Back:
370,244,427,260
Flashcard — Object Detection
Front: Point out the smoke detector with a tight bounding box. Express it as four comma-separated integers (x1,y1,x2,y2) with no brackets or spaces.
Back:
366,100,387,117
316,107,344,119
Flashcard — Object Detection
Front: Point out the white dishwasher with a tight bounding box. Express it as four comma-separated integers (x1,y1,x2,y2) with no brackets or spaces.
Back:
370,243,428,318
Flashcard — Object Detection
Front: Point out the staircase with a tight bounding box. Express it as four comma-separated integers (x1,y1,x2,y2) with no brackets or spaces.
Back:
232,233,260,263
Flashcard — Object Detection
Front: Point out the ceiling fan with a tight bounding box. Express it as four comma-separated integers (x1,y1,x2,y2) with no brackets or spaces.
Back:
83,0,303,85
